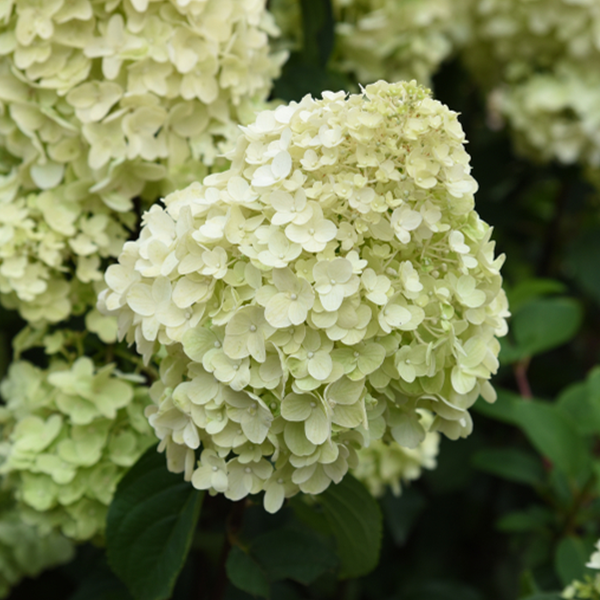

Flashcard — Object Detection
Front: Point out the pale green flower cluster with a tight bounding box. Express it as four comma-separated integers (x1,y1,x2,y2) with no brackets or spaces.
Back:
0,504,74,598
0,0,285,325
463,0,600,166
0,358,156,541
332,0,468,85
563,539,600,599
99,80,508,513
493,65,600,166
270,0,467,85
351,410,439,497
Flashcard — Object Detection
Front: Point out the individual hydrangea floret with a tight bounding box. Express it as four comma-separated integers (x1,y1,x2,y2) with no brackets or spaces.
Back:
99,80,508,513
0,505,74,599
351,410,439,497
0,0,286,325
0,358,156,541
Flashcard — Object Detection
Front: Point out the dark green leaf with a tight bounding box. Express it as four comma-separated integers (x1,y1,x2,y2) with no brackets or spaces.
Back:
270,582,304,600
555,536,589,588
472,448,545,487
316,475,382,578
521,595,563,600
496,506,553,532
557,381,600,436
251,527,337,584
513,401,591,480
549,468,574,506
472,388,522,424
69,557,133,600
106,446,204,600
499,337,526,365
226,546,270,599
288,495,331,534
565,228,600,307
587,367,600,410
401,580,484,600
507,279,567,312
519,570,540,597
381,487,426,547
512,297,582,358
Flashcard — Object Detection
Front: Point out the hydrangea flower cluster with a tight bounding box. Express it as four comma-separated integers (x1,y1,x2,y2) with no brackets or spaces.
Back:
271,0,466,85
99,80,508,513
0,0,285,325
0,358,156,541
332,0,468,85
352,410,439,497
493,65,600,167
0,505,73,599
463,0,600,166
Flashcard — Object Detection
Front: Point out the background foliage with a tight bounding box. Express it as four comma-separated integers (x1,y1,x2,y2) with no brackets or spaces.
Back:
3,1,600,599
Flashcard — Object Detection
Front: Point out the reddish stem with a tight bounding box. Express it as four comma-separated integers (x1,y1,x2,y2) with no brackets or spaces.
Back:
514,359,532,399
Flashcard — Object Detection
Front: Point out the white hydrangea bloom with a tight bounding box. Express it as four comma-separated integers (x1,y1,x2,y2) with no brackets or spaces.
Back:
492,63,600,167
333,0,469,85
462,0,600,167
0,0,286,325
0,358,156,541
100,80,509,513
270,0,469,85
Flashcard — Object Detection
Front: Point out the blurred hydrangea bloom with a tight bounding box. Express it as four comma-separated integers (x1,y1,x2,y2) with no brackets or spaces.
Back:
0,0,286,326
99,80,508,513
0,358,156,541
463,0,600,167
352,410,439,497
0,504,74,598
332,0,468,85
563,539,600,599
271,0,467,85
493,64,600,167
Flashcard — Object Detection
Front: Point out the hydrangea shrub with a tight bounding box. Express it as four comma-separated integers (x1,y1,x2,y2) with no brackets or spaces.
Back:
0,0,285,326
0,358,156,541
100,79,508,513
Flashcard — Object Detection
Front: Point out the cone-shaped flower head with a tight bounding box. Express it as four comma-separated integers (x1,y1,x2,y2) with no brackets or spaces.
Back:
100,79,509,512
